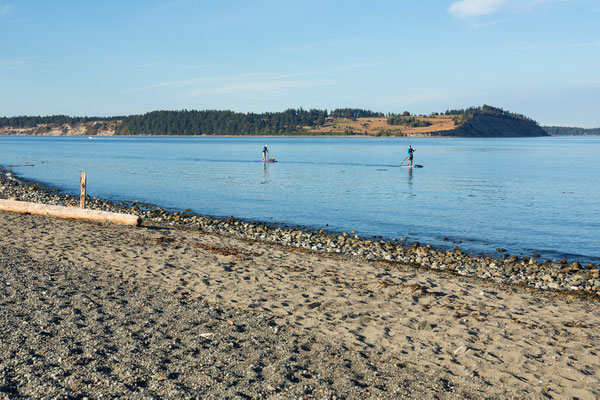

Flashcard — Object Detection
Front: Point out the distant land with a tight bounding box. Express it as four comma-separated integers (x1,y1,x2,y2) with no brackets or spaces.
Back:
542,126,600,136
0,105,585,138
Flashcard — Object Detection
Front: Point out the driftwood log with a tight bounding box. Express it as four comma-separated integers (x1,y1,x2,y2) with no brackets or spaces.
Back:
0,199,141,226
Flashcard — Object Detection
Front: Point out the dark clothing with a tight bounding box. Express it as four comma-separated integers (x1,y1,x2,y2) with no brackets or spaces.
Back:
407,147,415,165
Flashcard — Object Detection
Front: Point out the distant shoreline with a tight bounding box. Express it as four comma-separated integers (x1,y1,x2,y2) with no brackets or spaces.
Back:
1,133,598,138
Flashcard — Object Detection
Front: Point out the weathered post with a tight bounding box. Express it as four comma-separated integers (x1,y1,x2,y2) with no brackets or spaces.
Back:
80,172,86,208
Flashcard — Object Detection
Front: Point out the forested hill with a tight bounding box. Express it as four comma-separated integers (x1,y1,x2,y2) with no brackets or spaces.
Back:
114,109,382,135
543,126,600,136
431,105,548,137
0,106,548,137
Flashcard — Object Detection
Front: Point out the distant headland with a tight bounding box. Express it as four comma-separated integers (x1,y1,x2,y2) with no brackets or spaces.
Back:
0,105,595,137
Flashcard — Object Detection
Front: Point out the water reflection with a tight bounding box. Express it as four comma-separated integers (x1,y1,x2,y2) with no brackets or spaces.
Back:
261,161,269,184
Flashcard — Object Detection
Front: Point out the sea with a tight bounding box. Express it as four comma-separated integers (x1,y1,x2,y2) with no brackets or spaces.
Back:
1,135,599,264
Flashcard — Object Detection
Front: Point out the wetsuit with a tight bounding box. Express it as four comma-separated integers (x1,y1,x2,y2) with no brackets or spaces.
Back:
408,147,415,166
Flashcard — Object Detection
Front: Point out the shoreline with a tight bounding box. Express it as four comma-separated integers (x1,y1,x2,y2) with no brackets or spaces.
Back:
1,166,599,298
2,166,600,398
2,133,576,138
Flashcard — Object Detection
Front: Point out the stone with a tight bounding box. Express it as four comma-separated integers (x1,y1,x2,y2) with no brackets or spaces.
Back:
569,262,581,271
570,275,584,286
417,321,432,330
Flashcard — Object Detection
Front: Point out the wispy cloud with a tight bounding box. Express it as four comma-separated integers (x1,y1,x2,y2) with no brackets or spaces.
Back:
507,41,600,51
136,61,208,70
128,63,381,96
448,0,508,18
190,79,333,96
469,18,509,28
0,4,13,15
0,55,37,70
448,0,571,18
137,62,160,69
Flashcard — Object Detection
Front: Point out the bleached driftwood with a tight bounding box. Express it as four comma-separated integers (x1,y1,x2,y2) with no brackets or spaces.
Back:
80,172,86,208
0,199,141,226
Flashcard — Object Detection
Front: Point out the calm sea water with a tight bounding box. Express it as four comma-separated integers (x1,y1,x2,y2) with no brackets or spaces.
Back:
1,135,599,263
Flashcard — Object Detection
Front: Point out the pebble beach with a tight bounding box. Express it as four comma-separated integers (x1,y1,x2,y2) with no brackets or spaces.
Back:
1,167,600,398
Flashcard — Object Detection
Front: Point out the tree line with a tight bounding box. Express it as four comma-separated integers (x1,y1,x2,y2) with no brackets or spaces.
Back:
386,115,432,128
444,105,538,124
0,115,124,128
543,126,600,136
1,108,382,135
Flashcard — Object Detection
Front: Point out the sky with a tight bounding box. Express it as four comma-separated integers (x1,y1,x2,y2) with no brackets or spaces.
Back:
1,0,599,127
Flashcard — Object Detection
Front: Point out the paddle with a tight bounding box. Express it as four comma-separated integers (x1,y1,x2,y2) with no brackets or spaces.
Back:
399,155,409,167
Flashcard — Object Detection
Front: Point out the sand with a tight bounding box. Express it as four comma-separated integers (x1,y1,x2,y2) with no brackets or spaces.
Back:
1,211,599,398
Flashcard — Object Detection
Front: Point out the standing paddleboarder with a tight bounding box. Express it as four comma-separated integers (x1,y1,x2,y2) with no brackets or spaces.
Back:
407,145,415,166
262,145,269,161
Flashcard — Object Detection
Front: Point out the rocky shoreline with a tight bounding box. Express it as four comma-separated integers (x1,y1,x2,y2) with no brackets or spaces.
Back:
1,166,599,297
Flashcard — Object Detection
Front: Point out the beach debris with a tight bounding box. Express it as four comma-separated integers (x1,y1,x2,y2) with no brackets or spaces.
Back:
0,199,141,226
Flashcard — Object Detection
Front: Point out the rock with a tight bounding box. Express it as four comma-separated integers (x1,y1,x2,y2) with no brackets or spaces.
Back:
569,262,581,271
496,248,507,252
570,275,584,286
416,321,432,330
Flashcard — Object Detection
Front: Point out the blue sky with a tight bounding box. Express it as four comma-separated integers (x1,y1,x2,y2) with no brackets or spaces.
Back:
1,0,599,127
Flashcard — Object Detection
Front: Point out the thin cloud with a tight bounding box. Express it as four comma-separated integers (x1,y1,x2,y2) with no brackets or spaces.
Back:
0,55,37,70
127,63,380,96
190,79,334,96
136,62,208,69
469,18,509,28
448,0,571,18
137,62,160,68
382,89,465,105
448,0,508,18
448,0,578,18
507,41,600,51
0,4,13,15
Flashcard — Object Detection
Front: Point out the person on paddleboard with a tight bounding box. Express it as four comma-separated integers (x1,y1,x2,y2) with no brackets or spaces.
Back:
407,145,415,166
262,145,269,161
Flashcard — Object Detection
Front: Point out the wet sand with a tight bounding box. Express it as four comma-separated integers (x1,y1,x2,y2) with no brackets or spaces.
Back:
1,211,599,398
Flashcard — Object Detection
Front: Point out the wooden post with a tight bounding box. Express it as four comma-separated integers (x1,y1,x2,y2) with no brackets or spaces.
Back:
80,172,86,208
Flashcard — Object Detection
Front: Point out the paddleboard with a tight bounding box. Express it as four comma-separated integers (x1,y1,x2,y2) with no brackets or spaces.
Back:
400,165,423,168
259,159,276,163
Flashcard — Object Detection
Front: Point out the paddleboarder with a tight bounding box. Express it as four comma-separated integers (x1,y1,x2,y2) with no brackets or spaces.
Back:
407,145,415,166
262,145,269,161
